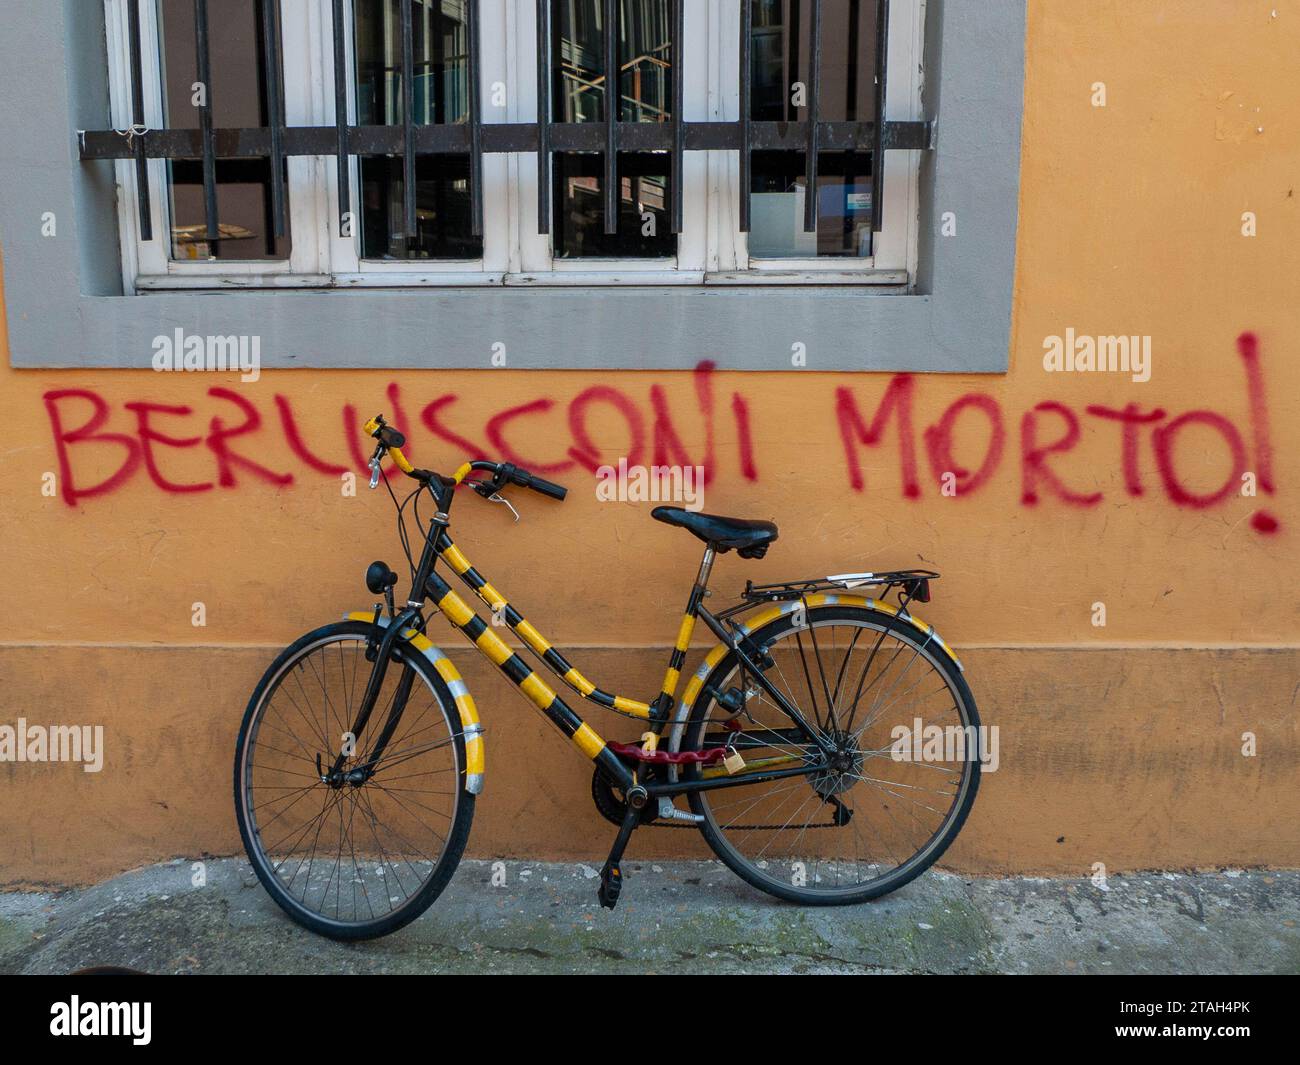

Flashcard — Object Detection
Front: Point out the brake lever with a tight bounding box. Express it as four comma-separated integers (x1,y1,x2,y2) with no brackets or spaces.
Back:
487,491,520,523
368,445,384,490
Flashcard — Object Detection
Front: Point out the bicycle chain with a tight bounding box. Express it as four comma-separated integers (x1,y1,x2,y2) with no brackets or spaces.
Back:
595,687,844,831
590,767,843,831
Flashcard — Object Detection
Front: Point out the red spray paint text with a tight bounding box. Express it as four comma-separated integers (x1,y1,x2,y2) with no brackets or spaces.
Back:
42,335,1280,534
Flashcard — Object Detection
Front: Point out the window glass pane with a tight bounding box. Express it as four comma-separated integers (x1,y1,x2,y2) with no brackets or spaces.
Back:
749,150,873,258
353,0,469,125
554,0,605,122
168,159,292,260
359,154,482,259
552,155,672,259
749,0,879,258
551,0,675,258
158,0,290,261
353,0,481,259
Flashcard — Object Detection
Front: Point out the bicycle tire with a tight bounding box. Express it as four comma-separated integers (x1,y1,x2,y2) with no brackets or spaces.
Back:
680,605,980,905
234,620,475,940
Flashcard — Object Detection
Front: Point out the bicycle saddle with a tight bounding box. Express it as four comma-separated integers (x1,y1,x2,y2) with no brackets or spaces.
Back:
651,507,779,558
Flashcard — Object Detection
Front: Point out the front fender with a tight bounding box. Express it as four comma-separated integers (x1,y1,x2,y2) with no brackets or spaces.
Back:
344,612,484,794
667,593,962,754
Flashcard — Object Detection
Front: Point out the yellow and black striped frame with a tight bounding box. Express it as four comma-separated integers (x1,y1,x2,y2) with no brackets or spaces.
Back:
410,528,679,793
353,520,962,803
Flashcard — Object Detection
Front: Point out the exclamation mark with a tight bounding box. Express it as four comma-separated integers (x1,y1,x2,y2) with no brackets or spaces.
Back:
732,392,757,482
1238,332,1280,534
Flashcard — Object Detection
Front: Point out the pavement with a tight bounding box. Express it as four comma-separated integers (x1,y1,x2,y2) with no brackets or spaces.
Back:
1,860,1297,975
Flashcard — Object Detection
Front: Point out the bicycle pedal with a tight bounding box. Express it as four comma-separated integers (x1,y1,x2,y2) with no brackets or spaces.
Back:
597,863,623,910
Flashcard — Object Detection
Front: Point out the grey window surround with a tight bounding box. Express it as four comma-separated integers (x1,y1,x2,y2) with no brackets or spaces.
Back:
0,0,1025,373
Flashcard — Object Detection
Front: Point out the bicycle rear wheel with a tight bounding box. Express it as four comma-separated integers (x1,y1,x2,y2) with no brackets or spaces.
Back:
678,605,980,905
234,621,474,939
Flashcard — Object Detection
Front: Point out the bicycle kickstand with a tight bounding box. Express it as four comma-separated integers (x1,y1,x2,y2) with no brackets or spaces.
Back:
598,802,643,911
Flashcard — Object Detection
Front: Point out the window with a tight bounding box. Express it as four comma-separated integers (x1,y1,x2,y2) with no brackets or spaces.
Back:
749,0,883,259
548,1,677,260
10,2,1027,371
351,0,481,260
93,0,929,291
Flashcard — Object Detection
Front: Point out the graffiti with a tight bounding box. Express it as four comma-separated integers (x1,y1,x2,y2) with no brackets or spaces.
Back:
922,393,1005,498
833,331,1278,533
41,334,1279,534
836,374,921,498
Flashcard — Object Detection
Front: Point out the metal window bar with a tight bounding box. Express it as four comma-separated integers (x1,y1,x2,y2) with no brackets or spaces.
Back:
331,0,351,236
535,0,552,233
88,0,928,252
193,0,219,241
802,0,823,233
400,0,417,247
260,0,287,239
738,0,751,232
467,0,484,236
870,0,889,237
602,0,618,234
125,0,152,241
669,0,683,234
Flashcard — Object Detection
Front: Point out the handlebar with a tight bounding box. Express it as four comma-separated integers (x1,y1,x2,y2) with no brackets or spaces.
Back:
364,414,567,504
362,414,420,478
454,460,568,501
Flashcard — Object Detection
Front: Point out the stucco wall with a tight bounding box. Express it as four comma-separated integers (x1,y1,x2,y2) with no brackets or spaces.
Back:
1,0,1297,886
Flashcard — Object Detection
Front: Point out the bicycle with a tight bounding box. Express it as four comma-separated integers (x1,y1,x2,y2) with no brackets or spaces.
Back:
234,414,982,939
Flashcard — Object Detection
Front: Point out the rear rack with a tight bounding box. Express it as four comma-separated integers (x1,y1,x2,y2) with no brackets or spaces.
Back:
739,570,941,609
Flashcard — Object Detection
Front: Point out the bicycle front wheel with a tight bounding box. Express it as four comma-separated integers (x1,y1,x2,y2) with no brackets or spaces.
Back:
678,605,980,905
234,621,475,940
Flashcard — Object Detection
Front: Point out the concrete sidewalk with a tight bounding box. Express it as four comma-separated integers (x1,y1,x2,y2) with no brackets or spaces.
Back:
2,861,1296,975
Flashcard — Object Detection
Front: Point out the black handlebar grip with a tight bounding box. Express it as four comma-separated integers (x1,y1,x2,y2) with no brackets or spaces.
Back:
511,467,567,501
529,476,568,501
377,425,406,448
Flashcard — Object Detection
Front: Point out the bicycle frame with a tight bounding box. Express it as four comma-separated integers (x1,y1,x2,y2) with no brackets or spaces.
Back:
349,496,841,803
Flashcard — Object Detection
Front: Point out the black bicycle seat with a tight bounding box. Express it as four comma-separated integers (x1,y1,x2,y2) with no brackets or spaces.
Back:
651,507,779,558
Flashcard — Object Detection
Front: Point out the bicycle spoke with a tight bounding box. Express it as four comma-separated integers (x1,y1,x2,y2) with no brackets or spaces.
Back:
803,619,840,732
830,625,864,712
359,787,441,874
365,734,459,776
351,789,416,910
792,629,824,731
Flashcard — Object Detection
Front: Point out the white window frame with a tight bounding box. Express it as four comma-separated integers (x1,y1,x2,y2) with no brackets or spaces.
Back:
323,0,511,284
105,0,922,292
107,0,329,289
704,0,921,285
507,0,709,285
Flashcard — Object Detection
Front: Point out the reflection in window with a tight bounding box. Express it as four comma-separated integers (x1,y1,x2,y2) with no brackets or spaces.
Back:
359,155,482,259
353,0,481,258
353,0,469,125
159,0,290,260
749,0,880,258
552,155,672,259
551,0,675,258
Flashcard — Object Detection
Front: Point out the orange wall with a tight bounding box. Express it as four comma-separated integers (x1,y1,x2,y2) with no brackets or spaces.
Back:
1,0,1297,884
